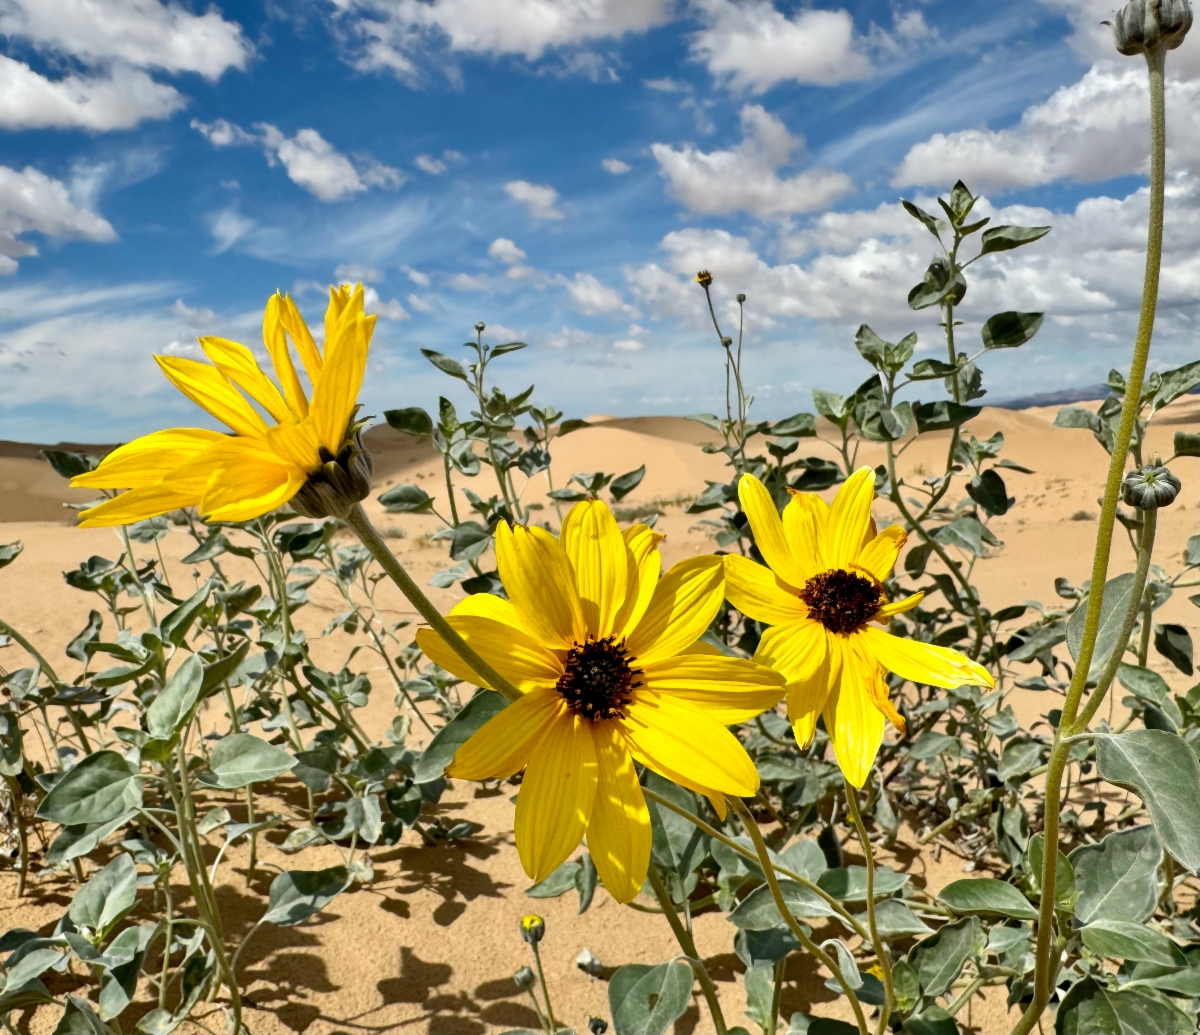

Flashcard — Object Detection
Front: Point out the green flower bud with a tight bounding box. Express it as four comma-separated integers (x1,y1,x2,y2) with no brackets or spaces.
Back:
1108,0,1192,56
588,1018,609,1035
1121,464,1181,509
291,424,373,520
519,914,545,945
512,965,535,990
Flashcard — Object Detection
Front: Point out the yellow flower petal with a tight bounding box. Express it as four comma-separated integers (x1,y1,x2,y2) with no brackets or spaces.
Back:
738,473,807,589
822,650,887,789
783,631,842,746
275,292,323,386
586,722,651,905
515,711,599,882
311,312,373,454
621,691,759,797
856,525,907,583
782,490,827,575
70,428,225,490
641,654,785,724
858,624,993,689
876,591,924,620
200,460,305,523
449,591,526,631
154,355,269,439
495,521,586,648
625,555,724,666
446,688,562,780
76,486,201,528
265,420,322,472
561,500,628,638
613,524,663,638
199,336,293,424
415,616,563,693
723,554,808,625
827,467,878,569
263,293,310,419
753,618,830,685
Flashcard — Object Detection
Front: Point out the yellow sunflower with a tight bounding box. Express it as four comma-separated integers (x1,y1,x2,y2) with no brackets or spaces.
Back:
417,500,786,903
725,467,993,787
71,285,375,526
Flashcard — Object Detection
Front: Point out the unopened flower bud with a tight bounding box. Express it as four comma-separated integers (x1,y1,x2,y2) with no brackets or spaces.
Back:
291,425,373,520
1108,0,1192,56
588,1018,609,1035
694,270,713,289
519,914,545,945
736,293,746,303
513,965,535,990
1121,464,1181,509
475,321,486,333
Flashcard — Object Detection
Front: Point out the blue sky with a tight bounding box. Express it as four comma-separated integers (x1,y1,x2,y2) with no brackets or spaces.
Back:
0,0,1196,442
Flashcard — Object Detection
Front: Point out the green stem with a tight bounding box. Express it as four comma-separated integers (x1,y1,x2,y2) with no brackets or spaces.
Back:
0,618,92,754
344,503,522,702
442,453,461,526
1137,592,1153,666
729,797,869,1035
1012,46,1167,1035
646,865,728,1035
529,940,557,1032
845,783,893,1035
3,776,28,897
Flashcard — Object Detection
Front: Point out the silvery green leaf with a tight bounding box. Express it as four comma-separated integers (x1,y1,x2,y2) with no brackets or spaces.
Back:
69,854,138,937
1081,920,1186,967
36,751,142,826
262,867,350,926
937,878,1037,920
608,961,693,1035
1065,573,1138,685
1054,978,1193,1035
1070,825,1162,924
907,916,980,997
978,224,1050,255
198,734,295,789
413,690,507,784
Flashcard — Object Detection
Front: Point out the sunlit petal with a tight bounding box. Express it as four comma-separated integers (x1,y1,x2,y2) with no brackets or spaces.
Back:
276,292,323,385
199,336,293,424
70,429,225,490
753,618,829,685
415,616,563,693
876,592,924,620
515,711,599,882
155,355,269,439
311,308,373,455
586,723,651,905
858,624,994,689
495,521,585,648
737,473,808,589
561,500,628,638
826,467,878,569
723,554,808,625
263,293,310,419
782,490,828,575
613,524,663,638
76,486,201,528
625,555,724,666
447,689,562,780
823,661,887,789
641,654,785,724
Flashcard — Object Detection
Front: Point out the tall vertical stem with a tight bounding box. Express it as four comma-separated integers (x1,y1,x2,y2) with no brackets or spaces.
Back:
1012,46,1167,1035
845,783,893,1035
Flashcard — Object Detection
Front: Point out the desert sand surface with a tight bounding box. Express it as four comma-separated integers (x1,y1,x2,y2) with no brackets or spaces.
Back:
0,398,1197,1034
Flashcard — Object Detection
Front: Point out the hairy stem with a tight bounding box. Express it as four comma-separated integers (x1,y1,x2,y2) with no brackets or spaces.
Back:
845,783,893,1035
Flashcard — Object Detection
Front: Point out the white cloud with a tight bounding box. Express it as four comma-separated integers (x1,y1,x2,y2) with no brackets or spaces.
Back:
505,179,564,219
0,56,183,130
562,272,634,316
361,284,409,320
487,237,527,264
335,263,382,281
415,154,446,174
407,292,434,312
332,0,672,83
612,337,643,351
0,0,248,132
602,157,632,174
0,0,251,78
448,272,491,291
401,264,430,286
208,207,254,253
652,104,854,218
170,298,216,327
689,0,872,92
895,64,1200,190
0,165,115,274
192,120,405,202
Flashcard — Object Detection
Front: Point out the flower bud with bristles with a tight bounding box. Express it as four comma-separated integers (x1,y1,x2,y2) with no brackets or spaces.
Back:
1107,0,1192,57
1121,463,1181,509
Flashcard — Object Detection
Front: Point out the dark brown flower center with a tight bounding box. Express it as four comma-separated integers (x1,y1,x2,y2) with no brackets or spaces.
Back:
800,569,882,634
556,636,642,721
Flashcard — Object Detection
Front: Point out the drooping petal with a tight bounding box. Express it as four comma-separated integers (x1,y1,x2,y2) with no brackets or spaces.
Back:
613,524,663,638
311,311,373,454
858,624,994,689
276,293,324,386
876,592,924,620
826,467,877,569
199,337,292,424
586,722,651,905
154,355,269,439
70,429,226,490
784,630,843,746
621,691,759,797
782,490,828,575
625,555,724,666
561,500,628,638
641,654,785,724
494,521,585,648
514,710,599,882
263,293,310,419
76,486,201,528
723,554,808,625
822,651,887,789
446,688,563,780
415,616,563,693
753,618,829,685
200,459,305,523
737,474,808,589
856,525,907,582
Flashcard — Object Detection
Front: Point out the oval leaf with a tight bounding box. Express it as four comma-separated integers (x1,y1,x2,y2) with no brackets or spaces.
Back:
200,734,295,789
36,751,142,826
937,877,1038,920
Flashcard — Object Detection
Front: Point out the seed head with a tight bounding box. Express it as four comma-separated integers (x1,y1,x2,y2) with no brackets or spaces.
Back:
1107,0,1192,56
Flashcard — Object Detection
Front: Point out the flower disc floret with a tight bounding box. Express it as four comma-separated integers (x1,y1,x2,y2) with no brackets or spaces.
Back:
801,569,882,634
556,636,642,720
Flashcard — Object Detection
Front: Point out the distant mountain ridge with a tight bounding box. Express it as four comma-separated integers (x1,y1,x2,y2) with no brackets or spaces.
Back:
993,382,1200,410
